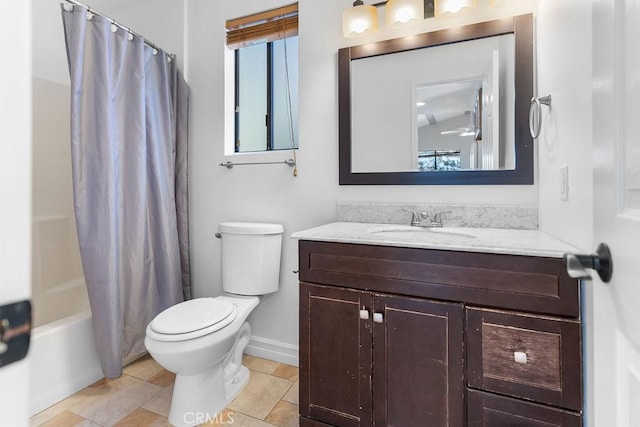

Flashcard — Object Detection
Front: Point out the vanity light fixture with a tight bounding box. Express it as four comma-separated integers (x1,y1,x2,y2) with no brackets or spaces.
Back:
386,0,424,28
340,0,519,38
434,0,477,18
343,0,379,38
490,0,520,6
343,0,436,37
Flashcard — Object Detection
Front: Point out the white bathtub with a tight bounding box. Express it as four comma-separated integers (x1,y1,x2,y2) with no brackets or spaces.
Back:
28,311,103,416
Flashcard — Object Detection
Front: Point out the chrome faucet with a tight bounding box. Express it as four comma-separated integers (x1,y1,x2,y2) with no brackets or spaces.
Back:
405,209,447,228
405,209,420,227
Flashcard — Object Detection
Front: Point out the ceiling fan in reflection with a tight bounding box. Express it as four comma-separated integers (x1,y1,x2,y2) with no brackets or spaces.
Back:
440,127,477,137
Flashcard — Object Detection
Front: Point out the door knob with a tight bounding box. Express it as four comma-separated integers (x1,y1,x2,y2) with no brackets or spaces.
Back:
0,300,31,368
563,243,613,283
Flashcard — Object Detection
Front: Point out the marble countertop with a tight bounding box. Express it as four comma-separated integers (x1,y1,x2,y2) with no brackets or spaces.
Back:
291,222,580,258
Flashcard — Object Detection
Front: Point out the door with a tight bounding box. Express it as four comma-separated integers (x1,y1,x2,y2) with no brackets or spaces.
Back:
591,0,640,425
371,294,464,427
299,283,373,427
0,0,32,425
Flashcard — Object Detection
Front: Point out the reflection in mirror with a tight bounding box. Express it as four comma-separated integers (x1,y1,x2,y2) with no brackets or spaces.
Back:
339,15,534,185
351,33,515,173
416,79,483,171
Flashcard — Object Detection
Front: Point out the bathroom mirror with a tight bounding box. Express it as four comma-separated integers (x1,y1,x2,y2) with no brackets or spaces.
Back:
339,14,533,185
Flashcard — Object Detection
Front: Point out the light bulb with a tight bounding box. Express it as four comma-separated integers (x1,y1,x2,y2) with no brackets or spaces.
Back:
435,0,476,18
343,2,378,38
386,0,424,29
491,0,519,6
352,19,368,33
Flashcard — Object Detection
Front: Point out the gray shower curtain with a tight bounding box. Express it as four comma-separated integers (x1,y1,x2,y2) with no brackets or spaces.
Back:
61,5,191,378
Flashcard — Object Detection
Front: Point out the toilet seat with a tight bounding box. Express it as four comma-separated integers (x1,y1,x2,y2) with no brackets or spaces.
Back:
148,298,238,342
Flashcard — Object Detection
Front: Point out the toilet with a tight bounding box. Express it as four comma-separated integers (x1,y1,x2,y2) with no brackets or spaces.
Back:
144,222,283,427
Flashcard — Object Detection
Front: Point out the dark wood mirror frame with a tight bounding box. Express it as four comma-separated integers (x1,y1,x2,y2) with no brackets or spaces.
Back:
338,14,534,185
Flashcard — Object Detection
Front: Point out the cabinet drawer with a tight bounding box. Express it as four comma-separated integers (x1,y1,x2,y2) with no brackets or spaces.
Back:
466,307,582,411
299,240,580,317
467,389,582,427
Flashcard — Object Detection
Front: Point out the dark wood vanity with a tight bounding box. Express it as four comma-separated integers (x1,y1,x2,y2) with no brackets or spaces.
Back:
298,240,583,426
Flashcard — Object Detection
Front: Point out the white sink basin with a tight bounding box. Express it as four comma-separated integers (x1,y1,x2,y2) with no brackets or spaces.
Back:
369,226,477,240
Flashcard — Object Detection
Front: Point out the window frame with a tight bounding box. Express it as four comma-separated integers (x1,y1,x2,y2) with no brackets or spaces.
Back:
226,4,299,156
233,38,298,153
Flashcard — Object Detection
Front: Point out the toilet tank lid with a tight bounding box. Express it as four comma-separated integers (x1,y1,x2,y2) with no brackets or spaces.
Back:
219,222,283,235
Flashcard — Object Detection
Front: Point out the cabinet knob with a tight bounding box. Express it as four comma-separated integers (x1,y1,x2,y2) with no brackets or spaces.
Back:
359,309,369,320
514,351,528,364
373,313,384,323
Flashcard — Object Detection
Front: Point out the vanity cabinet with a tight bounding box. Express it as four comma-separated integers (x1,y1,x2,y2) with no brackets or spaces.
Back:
298,240,583,427
300,283,464,427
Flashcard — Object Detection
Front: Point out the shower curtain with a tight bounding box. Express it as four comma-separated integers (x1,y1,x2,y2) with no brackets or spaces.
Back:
61,5,191,378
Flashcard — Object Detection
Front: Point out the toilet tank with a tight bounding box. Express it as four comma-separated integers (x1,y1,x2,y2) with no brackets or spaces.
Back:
218,222,284,295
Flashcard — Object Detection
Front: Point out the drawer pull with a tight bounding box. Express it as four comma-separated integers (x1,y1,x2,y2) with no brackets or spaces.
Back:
359,309,370,320
373,313,384,323
514,351,528,364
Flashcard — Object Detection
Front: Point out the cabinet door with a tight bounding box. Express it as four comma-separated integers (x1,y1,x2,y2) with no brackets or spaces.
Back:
372,294,464,427
300,282,373,427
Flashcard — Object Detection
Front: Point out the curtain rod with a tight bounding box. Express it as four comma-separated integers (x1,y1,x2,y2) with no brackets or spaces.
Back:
62,0,175,58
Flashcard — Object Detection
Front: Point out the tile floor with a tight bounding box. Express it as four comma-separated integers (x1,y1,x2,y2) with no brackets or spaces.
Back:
30,354,300,427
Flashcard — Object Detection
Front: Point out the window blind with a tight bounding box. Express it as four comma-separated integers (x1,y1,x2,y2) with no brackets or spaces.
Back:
226,3,298,49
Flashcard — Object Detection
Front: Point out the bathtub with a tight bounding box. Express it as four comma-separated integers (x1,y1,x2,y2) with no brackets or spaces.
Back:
28,311,103,416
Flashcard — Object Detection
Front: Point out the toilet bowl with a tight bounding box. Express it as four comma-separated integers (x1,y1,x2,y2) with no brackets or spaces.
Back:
144,222,283,427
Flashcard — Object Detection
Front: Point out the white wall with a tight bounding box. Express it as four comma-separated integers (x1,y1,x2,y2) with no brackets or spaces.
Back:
32,0,184,84
186,0,540,357
536,1,594,424
536,1,593,251
0,1,32,424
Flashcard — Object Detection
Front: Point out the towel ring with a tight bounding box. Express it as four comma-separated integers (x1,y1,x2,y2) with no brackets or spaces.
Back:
529,94,552,139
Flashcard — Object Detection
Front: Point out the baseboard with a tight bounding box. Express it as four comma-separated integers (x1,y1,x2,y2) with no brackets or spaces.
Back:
245,335,299,367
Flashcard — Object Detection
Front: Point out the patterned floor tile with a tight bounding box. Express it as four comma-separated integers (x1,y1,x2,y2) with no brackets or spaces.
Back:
265,401,299,427
271,365,299,382
242,354,281,375
227,371,293,420
113,408,171,426
32,355,300,427
70,375,163,426
282,381,299,405
122,354,164,382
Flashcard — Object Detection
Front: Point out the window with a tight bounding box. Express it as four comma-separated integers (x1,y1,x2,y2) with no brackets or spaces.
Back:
418,150,462,171
226,5,299,153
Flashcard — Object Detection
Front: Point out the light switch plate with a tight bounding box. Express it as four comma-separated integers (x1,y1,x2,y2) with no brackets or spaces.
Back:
560,165,569,201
